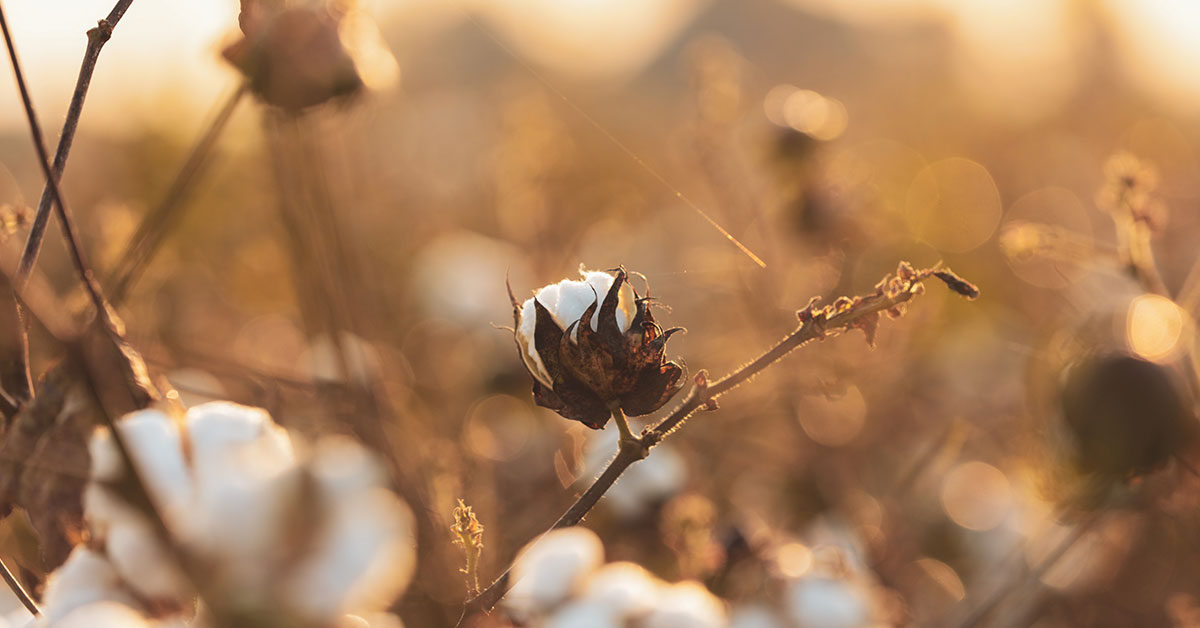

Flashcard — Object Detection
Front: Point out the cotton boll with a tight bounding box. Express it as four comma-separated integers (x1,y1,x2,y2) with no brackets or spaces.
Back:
641,581,726,628
578,561,662,618
285,486,416,619
785,577,872,628
506,528,605,618
545,600,623,628
727,605,785,628
89,410,192,511
40,548,139,624
283,438,415,619
54,601,153,628
185,402,295,484
104,513,191,601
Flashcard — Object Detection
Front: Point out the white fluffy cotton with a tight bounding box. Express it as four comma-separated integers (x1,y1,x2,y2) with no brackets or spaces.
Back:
506,527,606,618
641,581,727,628
76,401,415,624
785,577,872,628
516,269,636,386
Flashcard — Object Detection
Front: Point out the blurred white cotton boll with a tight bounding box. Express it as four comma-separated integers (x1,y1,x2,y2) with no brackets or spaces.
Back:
785,577,872,628
185,402,295,482
410,230,532,325
39,548,137,624
583,425,687,519
54,601,155,628
544,600,623,628
87,410,191,507
337,612,406,628
506,527,605,618
578,561,662,617
284,438,416,618
641,581,727,628
727,605,785,628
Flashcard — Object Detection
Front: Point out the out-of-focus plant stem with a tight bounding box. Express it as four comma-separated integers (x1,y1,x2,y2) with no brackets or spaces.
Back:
0,555,38,615
455,265,976,626
16,0,134,288
107,83,247,305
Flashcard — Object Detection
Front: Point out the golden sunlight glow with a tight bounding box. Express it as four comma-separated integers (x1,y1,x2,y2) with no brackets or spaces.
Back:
765,85,849,141
1103,0,1200,115
941,461,1011,531
1126,294,1191,363
478,0,706,79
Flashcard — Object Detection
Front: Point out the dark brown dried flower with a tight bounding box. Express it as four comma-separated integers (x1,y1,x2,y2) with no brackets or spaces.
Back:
510,268,685,429
223,0,363,111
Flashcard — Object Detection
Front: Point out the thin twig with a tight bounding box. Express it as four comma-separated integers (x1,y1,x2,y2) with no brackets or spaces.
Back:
16,0,134,288
455,264,978,625
0,0,110,314
0,555,38,616
107,83,248,304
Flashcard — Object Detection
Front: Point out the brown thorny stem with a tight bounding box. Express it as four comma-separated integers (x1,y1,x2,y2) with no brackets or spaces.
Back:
455,264,979,626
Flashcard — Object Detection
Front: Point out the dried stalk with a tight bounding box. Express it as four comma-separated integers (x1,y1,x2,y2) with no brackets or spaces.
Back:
16,0,135,287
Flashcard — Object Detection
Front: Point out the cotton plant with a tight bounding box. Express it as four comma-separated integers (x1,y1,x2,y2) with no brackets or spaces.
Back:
34,401,415,628
456,263,977,622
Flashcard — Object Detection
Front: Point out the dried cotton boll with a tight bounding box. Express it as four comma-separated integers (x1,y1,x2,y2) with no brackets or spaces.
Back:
39,548,140,625
505,527,605,619
641,581,727,628
511,267,685,429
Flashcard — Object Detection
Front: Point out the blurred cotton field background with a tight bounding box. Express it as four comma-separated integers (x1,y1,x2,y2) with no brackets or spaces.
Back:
0,0,1199,627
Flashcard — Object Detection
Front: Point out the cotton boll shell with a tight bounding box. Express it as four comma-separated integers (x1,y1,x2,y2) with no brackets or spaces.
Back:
506,527,605,618
40,548,139,624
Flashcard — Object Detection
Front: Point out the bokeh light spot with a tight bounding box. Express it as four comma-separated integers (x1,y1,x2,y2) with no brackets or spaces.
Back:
906,158,1002,253
941,461,1012,531
1127,294,1191,363
798,385,867,447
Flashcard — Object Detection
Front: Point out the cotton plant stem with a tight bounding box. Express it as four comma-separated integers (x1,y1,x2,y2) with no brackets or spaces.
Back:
0,555,38,616
15,0,134,288
107,83,247,305
951,511,1100,628
455,265,973,626
0,0,110,315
